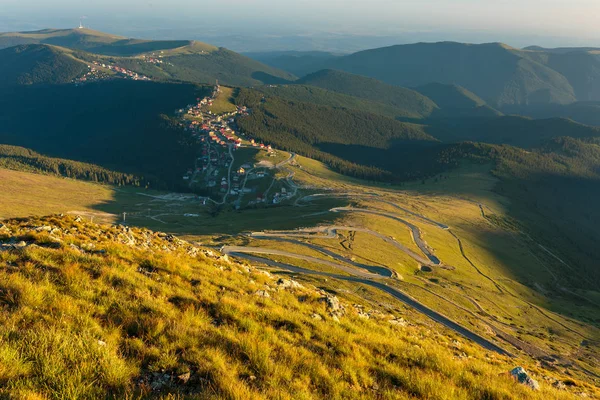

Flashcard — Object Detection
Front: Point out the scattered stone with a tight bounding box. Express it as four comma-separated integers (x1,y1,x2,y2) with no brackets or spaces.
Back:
552,381,567,390
255,290,270,298
509,367,540,390
35,225,53,232
389,317,408,327
256,270,272,278
311,313,323,321
276,278,303,290
74,216,82,223
320,294,345,318
97,340,107,347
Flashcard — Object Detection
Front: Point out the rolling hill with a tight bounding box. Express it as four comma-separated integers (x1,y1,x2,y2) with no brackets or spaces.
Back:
503,101,600,127
292,42,600,107
0,44,89,86
321,42,579,107
426,116,600,148
0,28,296,86
296,69,438,118
244,50,341,77
412,82,502,117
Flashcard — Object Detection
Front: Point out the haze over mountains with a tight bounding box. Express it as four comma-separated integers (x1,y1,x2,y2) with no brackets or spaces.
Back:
250,42,600,108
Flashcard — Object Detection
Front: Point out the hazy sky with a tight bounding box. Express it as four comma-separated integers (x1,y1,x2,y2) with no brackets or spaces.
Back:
2,0,599,51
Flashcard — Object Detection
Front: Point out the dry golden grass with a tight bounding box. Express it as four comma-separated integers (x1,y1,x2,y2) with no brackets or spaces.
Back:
0,215,596,399
0,168,116,221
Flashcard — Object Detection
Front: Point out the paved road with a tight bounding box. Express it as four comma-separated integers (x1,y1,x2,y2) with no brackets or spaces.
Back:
251,225,435,267
227,252,512,356
221,245,385,279
251,235,394,277
298,193,449,230
331,207,441,265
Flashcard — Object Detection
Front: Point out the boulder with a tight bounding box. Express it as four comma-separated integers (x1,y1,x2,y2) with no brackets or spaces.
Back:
320,294,345,318
255,290,270,298
509,367,540,390
276,278,303,290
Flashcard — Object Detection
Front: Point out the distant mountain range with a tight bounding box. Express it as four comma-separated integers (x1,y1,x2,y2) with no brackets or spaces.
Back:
249,42,600,107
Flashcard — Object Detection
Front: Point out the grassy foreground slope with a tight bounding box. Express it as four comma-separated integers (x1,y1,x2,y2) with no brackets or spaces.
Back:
0,215,593,399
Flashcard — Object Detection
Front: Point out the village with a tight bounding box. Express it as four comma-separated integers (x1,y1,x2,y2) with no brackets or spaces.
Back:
73,61,152,84
175,84,297,209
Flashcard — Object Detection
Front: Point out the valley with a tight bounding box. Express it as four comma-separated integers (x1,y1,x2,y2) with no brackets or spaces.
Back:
1,25,600,399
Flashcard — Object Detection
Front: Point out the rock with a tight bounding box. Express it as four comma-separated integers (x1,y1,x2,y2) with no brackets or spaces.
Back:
74,216,82,223
389,317,408,327
97,340,107,347
276,278,303,290
509,367,540,390
255,290,270,298
256,269,272,278
552,381,567,390
320,294,345,318
35,225,53,232
15,241,27,248
177,372,191,384
357,310,370,319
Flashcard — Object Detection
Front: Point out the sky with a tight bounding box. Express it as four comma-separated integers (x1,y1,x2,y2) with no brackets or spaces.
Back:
1,0,599,52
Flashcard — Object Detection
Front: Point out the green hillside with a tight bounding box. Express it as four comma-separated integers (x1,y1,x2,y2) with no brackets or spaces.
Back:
0,80,208,189
426,116,600,148
235,88,439,180
0,29,295,86
0,144,146,187
322,42,579,106
244,50,340,77
413,83,502,118
297,69,438,118
255,84,431,120
0,44,88,86
503,101,600,127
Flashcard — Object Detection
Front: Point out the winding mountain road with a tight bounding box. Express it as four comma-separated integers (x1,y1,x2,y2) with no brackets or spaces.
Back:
330,207,441,265
227,253,512,356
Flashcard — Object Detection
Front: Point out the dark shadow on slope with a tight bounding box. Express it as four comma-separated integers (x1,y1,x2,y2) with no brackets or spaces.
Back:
0,80,211,190
91,191,346,238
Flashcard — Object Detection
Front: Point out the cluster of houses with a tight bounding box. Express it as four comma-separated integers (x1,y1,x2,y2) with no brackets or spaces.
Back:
272,187,293,204
73,65,109,84
173,85,292,207
90,61,151,81
142,55,164,65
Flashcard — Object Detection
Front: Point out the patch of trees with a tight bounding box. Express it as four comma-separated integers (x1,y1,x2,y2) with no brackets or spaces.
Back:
0,144,150,186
